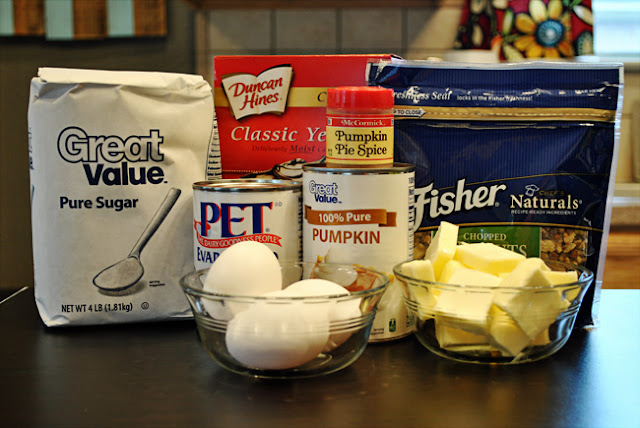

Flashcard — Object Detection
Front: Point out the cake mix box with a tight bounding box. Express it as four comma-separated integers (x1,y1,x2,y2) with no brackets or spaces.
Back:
213,54,396,178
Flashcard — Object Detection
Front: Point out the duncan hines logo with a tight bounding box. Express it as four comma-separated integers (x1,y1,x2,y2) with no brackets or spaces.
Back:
57,126,165,186
308,180,340,204
221,64,294,120
415,178,507,222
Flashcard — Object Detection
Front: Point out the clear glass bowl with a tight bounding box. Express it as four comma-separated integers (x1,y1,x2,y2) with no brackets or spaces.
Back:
393,260,593,364
180,262,389,378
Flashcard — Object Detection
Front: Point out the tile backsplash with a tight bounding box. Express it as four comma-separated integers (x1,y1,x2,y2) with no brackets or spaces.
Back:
195,7,462,83
195,7,639,186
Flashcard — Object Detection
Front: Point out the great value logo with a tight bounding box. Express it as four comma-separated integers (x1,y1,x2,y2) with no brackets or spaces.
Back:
57,127,165,186
308,180,340,204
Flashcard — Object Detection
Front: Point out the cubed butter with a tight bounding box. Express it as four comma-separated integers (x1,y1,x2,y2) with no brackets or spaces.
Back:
497,257,551,288
403,259,436,282
502,290,569,339
488,305,532,356
439,260,466,283
414,289,438,320
412,222,576,358
435,321,487,349
494,258,569,339
543,270,579,285
489,306,552,356
434,288,495,335
544,270,581,303
424,221,459,279
454,242,526,276
494,258,552,338
434,262,499,333
402,259,438,320
441,260,501,287
531,328,551,346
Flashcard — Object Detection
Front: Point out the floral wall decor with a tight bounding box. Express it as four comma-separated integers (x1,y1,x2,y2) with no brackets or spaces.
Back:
454,0,594,60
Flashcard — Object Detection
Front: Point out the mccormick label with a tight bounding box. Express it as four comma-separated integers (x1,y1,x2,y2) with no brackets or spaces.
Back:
193,179,302,270
325,114,394,167
302,163,415,342
213,54,395,178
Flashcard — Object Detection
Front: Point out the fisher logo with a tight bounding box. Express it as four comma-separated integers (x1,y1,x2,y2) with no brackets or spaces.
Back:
221,64,293,120
308,180,340,204
510,185,581,213
57,126,165,186
414,178,507,225
195,202,283,250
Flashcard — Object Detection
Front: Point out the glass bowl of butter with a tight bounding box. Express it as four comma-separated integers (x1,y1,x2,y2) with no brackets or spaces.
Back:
393,222,594,364
181,243,389,378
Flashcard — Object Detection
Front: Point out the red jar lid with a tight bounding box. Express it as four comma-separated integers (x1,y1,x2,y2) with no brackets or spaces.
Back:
327,86,394,110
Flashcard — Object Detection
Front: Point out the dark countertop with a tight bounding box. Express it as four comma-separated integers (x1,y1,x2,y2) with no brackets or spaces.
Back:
1,287,639,428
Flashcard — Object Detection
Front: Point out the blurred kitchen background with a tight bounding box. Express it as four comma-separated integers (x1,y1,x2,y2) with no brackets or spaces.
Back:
1,0,638,297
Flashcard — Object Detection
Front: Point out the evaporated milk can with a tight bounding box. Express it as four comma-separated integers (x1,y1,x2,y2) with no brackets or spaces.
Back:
302,163,415,342
193,179,302,270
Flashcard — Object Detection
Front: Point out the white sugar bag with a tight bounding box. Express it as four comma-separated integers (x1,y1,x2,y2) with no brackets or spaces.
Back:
28,68,220,326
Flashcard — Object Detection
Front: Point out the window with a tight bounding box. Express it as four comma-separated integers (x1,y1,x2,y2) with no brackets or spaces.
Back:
593,0,640,58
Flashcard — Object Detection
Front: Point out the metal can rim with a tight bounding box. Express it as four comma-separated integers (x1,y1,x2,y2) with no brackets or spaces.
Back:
302,162,414,175
193,179,302,192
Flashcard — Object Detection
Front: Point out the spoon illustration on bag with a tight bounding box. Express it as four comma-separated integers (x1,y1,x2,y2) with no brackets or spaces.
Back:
93,188,181,291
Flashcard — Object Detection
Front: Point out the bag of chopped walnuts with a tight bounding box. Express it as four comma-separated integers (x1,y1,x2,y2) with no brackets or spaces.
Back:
368,60,624,328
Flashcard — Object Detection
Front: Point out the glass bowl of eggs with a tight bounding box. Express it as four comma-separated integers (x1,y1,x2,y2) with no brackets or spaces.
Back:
394,254,594,365
180,241,390,378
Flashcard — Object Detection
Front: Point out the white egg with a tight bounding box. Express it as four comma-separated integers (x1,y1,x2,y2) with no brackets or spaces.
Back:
319,247,361,286
322,298,362,353
201,241,282,320
376,280,404,320
324,246,353,264
225,301,329,370
204,241,282,295
277,279,349,325
279,279,362,353
199,298,234,321
281,279,349,296
313,263,359,287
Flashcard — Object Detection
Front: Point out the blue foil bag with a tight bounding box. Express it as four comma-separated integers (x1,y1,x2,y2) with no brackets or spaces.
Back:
368,61,624,328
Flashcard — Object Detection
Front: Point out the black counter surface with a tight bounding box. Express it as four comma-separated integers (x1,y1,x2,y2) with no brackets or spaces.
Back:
1,287,638,428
